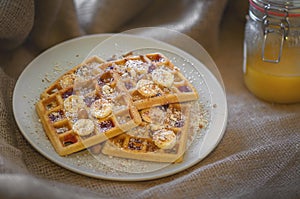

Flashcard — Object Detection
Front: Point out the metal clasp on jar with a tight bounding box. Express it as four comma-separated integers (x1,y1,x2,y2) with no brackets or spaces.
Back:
262,4,290,63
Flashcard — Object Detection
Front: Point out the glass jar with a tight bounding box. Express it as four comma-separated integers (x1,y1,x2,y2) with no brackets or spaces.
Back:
244,0,300,103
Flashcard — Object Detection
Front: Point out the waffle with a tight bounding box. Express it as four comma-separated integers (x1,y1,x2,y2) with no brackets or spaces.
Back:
36,52,199,158
36,69,142,156
99,53,199,110
101,103,191,163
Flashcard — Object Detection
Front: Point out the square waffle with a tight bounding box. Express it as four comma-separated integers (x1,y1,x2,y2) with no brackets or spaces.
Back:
36,68,141,156
101,103,191,163
99,53,199,110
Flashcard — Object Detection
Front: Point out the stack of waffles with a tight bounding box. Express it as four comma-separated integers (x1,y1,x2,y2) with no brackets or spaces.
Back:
36,52,199,163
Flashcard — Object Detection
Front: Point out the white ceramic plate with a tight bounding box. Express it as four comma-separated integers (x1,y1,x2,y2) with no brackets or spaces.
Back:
13,34,227,181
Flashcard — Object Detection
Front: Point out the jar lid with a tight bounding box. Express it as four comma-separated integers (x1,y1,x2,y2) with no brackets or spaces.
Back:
250,0,300,17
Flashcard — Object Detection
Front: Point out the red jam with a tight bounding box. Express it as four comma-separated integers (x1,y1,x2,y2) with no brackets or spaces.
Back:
128,138,143,150
97,120,114,133
48,110,64,122
61,88,73,99
178,86,192,92
62,134,77,146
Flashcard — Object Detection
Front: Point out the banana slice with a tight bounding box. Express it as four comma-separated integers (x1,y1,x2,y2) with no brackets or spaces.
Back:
90,99,112,119
140,109,152,123
60,74,74,88
152,68,174,88
102,84,114,95
126,60,148,75
135,64,149,75
136,79,161,97
140,107,166,124
152,129,177,150
73,119,94,136
149,124,164,131
64,95,86,120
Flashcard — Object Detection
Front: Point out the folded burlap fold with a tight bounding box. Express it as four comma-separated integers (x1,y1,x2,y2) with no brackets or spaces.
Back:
0,0,227,78
0,0,34,50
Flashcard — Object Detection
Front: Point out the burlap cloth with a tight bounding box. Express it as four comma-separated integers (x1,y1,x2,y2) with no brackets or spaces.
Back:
0,0,299,198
